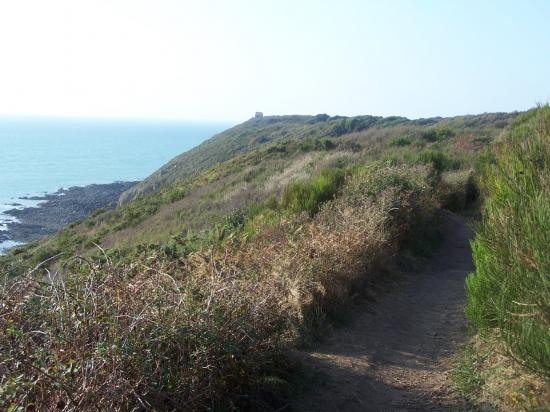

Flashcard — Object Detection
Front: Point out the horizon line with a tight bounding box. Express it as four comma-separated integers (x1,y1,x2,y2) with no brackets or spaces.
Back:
0,107,530,125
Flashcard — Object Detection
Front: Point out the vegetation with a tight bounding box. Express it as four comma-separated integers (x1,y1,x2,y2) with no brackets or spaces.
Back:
451,335,550,411
1,163,438,410
0,109,527,409
119,112,514,203
281,168,346,215
438,170,478,212
1,111,513,271
466,107,550,379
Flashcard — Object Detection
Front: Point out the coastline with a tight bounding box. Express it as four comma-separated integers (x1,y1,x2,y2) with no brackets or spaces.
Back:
0,181,137,254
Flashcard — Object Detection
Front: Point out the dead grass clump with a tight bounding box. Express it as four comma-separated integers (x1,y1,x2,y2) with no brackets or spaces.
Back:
452,334,550,411
0,256,290,410
263,154,316,193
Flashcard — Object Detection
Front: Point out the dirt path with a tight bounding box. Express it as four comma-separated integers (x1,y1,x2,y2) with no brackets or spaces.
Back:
293,211,474,411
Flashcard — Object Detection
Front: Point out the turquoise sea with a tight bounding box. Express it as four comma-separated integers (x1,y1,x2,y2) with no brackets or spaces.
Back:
0,117,231,253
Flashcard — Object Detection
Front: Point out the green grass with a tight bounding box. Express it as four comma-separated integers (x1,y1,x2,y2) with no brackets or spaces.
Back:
452,342,488,401
281,168,347,215
466,106,550,378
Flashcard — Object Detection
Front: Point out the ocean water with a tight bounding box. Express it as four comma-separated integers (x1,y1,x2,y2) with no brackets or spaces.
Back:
0,117,231,253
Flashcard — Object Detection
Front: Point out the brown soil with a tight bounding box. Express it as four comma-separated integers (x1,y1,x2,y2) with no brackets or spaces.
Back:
292,211,474,411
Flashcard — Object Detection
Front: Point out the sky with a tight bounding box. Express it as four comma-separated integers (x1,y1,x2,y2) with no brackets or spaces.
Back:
0,0,549,122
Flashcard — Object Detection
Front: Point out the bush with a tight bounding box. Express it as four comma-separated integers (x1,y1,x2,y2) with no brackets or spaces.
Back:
281,168,346,215
315,138,335,151
0,255,290,410
411,149,460,173
466,106,550,378
343,163,438,256
421,127,454,142
297,137,335,152
389,136,412,147
328,116,379,137
30,245,61,266
473,148,497,175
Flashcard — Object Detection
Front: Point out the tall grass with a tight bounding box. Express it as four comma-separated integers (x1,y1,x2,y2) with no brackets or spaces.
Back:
466,107,550,378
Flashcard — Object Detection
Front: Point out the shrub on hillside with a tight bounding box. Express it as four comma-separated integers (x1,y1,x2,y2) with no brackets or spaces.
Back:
328,116,379,137
389,136,412,147
466,107,550,378
422,127,454,142
281,168,347,215
411,149,461,173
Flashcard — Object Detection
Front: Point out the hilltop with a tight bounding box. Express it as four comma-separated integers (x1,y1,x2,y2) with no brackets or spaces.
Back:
118,112,510,203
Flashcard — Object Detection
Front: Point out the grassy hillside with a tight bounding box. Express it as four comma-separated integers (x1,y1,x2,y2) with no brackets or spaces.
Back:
0,111,515,275
118,112,510,203
0,110,522,409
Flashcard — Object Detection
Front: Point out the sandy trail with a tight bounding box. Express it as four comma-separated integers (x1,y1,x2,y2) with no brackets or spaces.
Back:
293,211,474,411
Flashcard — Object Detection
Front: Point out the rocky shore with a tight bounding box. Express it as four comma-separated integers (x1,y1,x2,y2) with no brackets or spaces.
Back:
1,181,137,245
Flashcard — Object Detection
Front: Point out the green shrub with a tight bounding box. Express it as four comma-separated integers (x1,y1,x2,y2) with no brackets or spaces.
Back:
422,127,454,142
466,106,550,378
344,162,430,199
328,116,379,136
311,137,336,151
344,162,439,256
68,220,82,229
473,148,497,175
389,136,412,146
411,149,460,173
281,168,346,215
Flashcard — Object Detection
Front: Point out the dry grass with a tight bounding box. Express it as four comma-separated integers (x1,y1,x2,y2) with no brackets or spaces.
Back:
263,153,317,193
1,252,291,410
452,334,550,411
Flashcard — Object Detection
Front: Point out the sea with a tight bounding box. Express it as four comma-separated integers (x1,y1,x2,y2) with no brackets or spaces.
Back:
0,117,231,254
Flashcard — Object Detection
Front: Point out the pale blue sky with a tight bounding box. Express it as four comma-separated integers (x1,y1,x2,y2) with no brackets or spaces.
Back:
0,0,548,122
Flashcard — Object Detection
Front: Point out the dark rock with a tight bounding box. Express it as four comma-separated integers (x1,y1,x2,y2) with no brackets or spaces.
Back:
4,181,138,244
